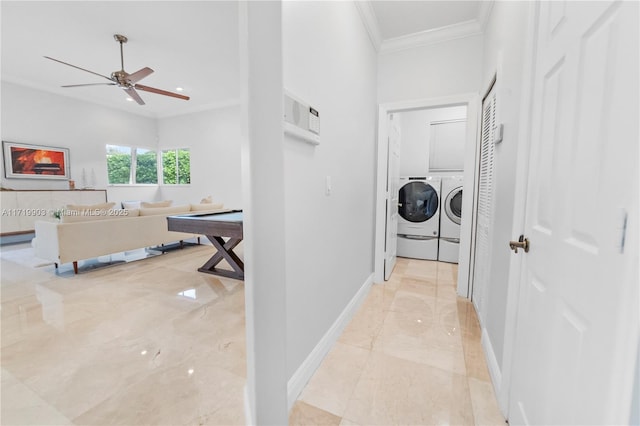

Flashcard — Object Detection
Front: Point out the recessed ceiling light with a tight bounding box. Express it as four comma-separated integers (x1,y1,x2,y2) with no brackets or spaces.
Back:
126,97,134,102
176,87,184,92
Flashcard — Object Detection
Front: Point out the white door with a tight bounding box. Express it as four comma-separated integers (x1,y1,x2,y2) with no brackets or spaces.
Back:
509,2,638,425
384,113,401,280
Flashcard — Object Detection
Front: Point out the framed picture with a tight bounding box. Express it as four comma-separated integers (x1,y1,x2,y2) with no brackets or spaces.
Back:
2,141,70,180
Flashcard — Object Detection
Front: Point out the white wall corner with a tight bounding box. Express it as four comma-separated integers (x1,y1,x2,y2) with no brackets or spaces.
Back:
380,19,483,54
287,273,374,410
477,0,495,32
354,0,382,52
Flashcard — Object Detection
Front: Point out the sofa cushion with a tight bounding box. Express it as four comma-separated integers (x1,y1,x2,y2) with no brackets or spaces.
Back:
139,205,190,216
140,200,172,208
60,202,118,223
61,208,139,223
190,202,224,212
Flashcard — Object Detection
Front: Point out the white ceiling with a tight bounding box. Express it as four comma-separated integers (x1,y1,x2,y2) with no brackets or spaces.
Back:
371,1,481,40
1,1,240,119
1,1,484,118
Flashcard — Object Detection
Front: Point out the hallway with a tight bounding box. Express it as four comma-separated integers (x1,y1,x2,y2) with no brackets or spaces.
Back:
291,257,505,425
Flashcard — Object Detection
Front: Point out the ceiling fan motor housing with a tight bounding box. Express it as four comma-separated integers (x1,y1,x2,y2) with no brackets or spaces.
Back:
111,70,131,87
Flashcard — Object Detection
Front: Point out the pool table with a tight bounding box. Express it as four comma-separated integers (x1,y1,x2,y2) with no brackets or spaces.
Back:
166,210,244,280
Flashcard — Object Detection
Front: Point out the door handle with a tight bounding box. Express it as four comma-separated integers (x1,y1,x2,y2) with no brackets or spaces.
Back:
509,235,529,253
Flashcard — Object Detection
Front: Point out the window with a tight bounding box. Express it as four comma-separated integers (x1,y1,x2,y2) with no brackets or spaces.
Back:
162,148,190,184
135,148,158,184
106,145,158,185
106,145,132,184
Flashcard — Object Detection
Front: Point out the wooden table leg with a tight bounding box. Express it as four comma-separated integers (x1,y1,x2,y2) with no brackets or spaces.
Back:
197,236,244,280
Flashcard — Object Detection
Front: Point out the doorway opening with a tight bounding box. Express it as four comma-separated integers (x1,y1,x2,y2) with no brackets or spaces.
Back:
374,94,480,297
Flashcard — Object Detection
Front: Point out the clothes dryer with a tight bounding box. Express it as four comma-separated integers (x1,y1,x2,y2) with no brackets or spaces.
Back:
397,176,441,260
439,175,464,263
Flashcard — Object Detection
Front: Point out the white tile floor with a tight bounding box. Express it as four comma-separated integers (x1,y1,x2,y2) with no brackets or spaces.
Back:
1,243,246,425
291,257,505,425
1,243,503,425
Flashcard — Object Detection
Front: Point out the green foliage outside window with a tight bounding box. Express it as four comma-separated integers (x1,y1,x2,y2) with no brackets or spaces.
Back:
135,149,158,184
162,149,190,184
106,145,132,184
106,145,189,185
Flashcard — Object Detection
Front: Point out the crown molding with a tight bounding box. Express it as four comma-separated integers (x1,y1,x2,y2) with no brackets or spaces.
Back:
378,0,495,55
2,76,240,120
354,0,382,52
380,19,483,54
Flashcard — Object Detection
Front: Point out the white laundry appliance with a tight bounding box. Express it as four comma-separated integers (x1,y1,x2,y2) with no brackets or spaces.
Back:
397,176,441,260
438,175,464,263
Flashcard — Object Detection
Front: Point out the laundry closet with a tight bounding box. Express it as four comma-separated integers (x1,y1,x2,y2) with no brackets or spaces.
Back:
395,105,466,263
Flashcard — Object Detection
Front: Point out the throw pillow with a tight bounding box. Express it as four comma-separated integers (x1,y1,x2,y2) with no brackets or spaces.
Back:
122,200,141,209
139,205,190,216
140,200,172,208
200,195,213,204
66,202,116,211
190,203,224,212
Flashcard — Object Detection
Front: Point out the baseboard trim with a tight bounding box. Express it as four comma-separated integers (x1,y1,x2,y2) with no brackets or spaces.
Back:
481,326,503,398
286,273,374,410
244,384,253,426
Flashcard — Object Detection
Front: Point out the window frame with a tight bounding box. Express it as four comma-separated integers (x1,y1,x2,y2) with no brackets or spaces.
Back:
105,144,159,186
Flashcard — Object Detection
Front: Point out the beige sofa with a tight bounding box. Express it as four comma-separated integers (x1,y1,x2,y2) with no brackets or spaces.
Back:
34,203,225,274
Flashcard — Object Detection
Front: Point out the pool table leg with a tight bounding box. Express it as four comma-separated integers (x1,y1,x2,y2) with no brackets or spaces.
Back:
198,236,244,280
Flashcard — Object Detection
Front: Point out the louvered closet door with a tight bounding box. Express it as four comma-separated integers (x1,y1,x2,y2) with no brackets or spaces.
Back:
471,84,497,315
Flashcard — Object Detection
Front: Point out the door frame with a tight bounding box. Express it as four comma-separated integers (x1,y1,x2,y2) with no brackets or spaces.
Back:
374,93,480,297
495,1,540,415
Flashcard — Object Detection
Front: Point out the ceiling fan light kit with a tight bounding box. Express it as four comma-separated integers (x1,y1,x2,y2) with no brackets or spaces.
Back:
45,34,190,106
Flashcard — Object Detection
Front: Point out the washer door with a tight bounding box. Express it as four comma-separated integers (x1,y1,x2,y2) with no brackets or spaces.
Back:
398,181,439,223
445,187,463,225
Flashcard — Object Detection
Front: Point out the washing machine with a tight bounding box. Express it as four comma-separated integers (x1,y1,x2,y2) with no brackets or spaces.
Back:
397,176,441,260
439,175,464,263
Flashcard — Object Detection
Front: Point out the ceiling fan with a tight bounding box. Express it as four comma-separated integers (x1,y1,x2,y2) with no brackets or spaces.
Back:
44,34,189,105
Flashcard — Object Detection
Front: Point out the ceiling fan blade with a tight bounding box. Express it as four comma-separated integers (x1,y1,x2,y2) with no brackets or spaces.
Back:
62,83,117,88
135,84,190,101
124,87,145,105
44,56,113,82
127,67,154,84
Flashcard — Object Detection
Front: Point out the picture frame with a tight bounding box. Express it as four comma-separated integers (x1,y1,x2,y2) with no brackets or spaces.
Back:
2,141,70,180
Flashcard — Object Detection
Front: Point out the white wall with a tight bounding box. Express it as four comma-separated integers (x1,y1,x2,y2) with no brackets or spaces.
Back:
398,105,467,176
0,82,159,203
282,0,377,379
1,82,243,210
378,35,483,103
478,1,530,375
157,105,242,208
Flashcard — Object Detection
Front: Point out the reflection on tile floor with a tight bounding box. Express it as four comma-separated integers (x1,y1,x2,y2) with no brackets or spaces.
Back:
1,243,246,425
2,244,504,425
293,257,506,426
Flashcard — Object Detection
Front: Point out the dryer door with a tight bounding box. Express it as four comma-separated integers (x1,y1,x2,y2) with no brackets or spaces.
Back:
445,187,463,225
398,181,439,223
